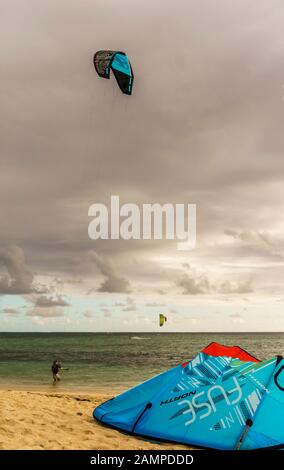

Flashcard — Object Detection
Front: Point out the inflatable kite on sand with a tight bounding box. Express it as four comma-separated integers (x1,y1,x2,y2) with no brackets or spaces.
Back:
94,342,284,449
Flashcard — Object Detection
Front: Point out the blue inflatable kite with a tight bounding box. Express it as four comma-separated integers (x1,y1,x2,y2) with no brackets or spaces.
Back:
93,342,284,449
93,50,134,95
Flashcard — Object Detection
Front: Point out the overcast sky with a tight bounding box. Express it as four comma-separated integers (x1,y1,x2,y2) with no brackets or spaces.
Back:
1,0,284,332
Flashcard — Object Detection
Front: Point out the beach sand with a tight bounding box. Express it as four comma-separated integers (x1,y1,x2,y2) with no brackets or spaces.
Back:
0,389,191,450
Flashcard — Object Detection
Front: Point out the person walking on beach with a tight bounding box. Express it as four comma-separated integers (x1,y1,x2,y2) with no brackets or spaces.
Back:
51,360,62,384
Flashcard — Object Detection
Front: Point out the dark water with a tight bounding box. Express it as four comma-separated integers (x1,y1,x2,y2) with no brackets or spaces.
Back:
0,333,283,391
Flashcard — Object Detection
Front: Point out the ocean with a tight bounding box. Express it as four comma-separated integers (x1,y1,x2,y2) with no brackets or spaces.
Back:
0,332,283,392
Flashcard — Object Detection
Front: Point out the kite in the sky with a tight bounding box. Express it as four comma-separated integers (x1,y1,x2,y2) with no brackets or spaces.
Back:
159,314,167,327
93,50,134,95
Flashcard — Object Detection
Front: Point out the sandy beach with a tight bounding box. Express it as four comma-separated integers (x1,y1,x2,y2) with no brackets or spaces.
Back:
0,389,190,450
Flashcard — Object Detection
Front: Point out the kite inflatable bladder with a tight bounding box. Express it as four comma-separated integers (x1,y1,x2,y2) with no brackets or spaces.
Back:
93,342,284,449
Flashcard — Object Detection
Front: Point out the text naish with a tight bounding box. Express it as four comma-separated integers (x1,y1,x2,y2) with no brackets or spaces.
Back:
160,391,196,406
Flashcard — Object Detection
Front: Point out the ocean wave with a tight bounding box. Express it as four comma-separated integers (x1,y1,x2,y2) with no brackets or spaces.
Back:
130,336,150,340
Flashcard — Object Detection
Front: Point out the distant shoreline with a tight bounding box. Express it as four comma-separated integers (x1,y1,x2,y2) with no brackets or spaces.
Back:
0,384,129,394
1,331,284,334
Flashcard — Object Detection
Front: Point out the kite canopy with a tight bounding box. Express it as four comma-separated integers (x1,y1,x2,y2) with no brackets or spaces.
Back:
199,342,259,363
93,50,134,95
159,314,167,327
94,342,284,449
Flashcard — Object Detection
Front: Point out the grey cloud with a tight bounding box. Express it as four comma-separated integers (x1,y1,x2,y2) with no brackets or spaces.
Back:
224,229,284,258
100,307,112,317
2,308,18,314
176,272,210,295
225,229,278,246
34,295,69,308
122,297,136,312
83,310,94,318
101,307,110,313
182,263,191,270
26,307,64,317
54,277,82,285
0,246,34,294
1,0,284,310
229,313,245,323
103,311,112,318
89,252,131,293
176,267,253,295
229,313,243,318
218,279,253,294
146,302,165,307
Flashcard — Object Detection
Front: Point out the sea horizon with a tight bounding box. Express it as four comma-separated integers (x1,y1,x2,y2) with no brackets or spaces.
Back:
1,330,284,334
1,332,284,392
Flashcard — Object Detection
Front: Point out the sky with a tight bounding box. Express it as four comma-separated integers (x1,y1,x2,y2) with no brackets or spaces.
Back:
1,0,284,332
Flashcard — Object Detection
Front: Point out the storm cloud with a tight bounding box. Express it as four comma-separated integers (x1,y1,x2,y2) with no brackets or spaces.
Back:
34,295,69,308
1,0,284,330
89,252,131,293
0,246,34,294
